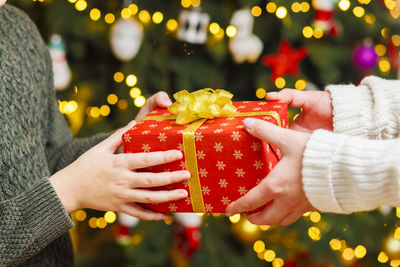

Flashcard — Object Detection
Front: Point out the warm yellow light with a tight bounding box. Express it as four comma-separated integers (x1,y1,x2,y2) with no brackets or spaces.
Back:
215,29,225,39
264,250,276,262
378,251,389,263
313,28,324,39
226,25,237,38
192,0,201,7
391,259,400,267
395,227,400,239
309,211,321,223
181,0,191,8
129,87,141,99
342,248,354,261
375,44,387,56
131,234,143,244
100,105,110,117
121,8,132,19
330,239,342,250
353,6,365,17
276,6,287,19
338,0,351,11
89,8,101,21
385,0,397,10
209,22,220,35
275,77,286,88
128,4,138,15
126,74,138,87
138,10,151,23
303,26,313,38
105,13,115,24
266,2,277,13
164,216,174,225
65,101,78,114
68,0,77,3
390,7,400,19
75,0,87,11
88,217,97,228
96,217,107,228
242,219,259,234
166,19,178,31
291,2,301,13
58,101,67,113
272,258,284,267
107,94,118,105
354,245,367,258
256,88,266,99
300,2,310,12
364,14,375,24
379,58,391,73
75,210,87,221
152,12,164,24
308,226,321,241
118,99,128,110
114,72,124,83
229,214,241,223
257,252,264,260
295,79,307,90
90,107,100,118
382,28,390,39
358,0,371,4
104,211,117,223
134,96,146,107
303,212,311,216
392,35,400,46
259,225,270,231
253,240,265,253
251,6,262,17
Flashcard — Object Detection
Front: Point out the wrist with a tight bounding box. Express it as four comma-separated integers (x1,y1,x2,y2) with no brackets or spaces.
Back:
49,169,81,214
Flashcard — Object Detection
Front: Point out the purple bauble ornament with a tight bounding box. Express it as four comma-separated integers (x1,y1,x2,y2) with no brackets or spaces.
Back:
353,45,378,69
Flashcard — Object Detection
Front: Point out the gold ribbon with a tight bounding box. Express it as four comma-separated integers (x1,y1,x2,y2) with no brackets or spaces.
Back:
143,102,281,213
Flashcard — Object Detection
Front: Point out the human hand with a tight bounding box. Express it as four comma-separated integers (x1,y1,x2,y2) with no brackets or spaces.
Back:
226,118,315,226
50,121,190,221
266,89,333,133
134,91,172,122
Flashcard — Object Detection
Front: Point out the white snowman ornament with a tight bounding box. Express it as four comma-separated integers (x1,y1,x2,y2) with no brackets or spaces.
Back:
110,18,144,62
177,8,210,44
229,8,263,64
49,34,72,91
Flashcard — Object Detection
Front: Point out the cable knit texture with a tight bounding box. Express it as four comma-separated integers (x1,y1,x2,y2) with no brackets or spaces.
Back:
302,77,400,214
0,5,106,266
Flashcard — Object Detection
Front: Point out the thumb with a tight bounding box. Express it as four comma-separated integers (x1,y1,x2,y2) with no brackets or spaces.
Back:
99,120,137,152
243,118,290,154
266,89,306,108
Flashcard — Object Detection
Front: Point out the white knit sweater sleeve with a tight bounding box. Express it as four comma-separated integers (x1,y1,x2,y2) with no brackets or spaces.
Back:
302,76,400,213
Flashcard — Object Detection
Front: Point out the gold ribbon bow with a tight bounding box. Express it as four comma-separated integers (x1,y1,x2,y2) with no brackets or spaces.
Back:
168,88,238,125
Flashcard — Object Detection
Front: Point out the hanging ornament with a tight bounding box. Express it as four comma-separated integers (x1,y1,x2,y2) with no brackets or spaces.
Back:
311,0,340,37
172,213,202,258
49,34,72,91
110,18,144,61
228,8,263,64
114,212,140,245
353,41,378,69
262,41,308,82
384,234,400,259
177,7,210,44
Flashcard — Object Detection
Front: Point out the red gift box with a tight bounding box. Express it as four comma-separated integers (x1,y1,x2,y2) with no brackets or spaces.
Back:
122,100,288,213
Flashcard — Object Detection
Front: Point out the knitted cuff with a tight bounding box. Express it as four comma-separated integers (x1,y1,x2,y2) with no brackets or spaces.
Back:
18,178,74,249
325,83,373,137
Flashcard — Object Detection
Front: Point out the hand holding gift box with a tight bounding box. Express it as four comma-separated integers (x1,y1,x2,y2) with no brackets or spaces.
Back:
123,89,288,213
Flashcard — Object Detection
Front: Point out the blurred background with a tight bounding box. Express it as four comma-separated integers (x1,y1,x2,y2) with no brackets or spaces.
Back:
8,0,400,266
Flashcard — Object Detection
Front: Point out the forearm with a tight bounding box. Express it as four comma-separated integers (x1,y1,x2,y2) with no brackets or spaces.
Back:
0,177,73,266
302,130,400,214
327,76,400,139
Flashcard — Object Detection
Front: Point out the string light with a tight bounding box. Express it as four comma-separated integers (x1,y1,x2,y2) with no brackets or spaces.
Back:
375,44,387,56
229,214,241,223
275,77,286,88
118,99,128,110
181,0,191,8
129,87,141,99
264,250,276,262
330,238,342,250
128,4,138,15
276,6,287,19
379,58,391,73
392,35,400,46
295,79,307,90
309,211,321,223
89,8,101,21
342,247,355,261
107,94,118,105
152,12,164,24
100,105,110,116
391,260,400,267
166,19,178,31
104,13,115,24
138,10,151,23
134,96,146,107
308,226,321,241
89,107,101,118
378,251,389,263
313,28,324,39
266,2,277,13
75,0,87,11
104,211,117,223
192,0,201,7
338,0,351,11
354,245,367,258
121,8,132,19
96,217,107,228
259,225,270,231
126,74,138,87
251,6,262,17
226,25,237,37
209,23,220,35
291,2,301,13
272,258,284,267
253,240,265,253
353,6,365,17
75,210,87,221
88,217,98,228
300,2,310,12
256,88,266,99
364,14,376,24
303,26,313,38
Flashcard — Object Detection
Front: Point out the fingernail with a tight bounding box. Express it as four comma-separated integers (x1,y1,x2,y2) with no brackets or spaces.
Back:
170,150,183,160
243,118,255,129
226,211,234,217
179,190,188,197
163,99,173,106
181,171,191,179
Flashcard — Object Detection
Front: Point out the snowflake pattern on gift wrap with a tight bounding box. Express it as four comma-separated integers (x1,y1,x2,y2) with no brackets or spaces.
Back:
197,150,206,160
158,133,167,142
236,125,244,129
273,105,282,109
183,180,189,188
202,186,211,195
251,142,261,151
214,129,223,133
253,160,264,170
163,126,172,130
149,124,158,128
142,130,150,135
219,179,228,188
220,123,229,127
185,197,191,205
238,186,247,195
236,168,245,178
221,196,230,206
199,126,208,130
214,143,223,152
205,203,213,212
216,161,226,170
253,107,262,111
142,144,151,152
195,132,204,141
123,134,132,143
179,161,186,169
231,131,241,141
178,129,184,134
137,121,144,124
199,168,208,177
237,105,246,109
227,117,235,121
177,143,184,151
169,203,177,212
269,161,273,171
258,102,267,106
256,178,263,184
233,150,243,159
206,119,215,124
163,169,170,172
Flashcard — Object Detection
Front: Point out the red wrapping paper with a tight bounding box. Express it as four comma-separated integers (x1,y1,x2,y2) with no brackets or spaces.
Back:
122,100,288,213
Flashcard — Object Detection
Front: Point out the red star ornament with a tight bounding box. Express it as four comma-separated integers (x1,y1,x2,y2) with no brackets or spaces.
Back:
262,41,308,82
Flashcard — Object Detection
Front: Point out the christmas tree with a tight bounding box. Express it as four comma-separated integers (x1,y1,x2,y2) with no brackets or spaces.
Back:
11,0,400,266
